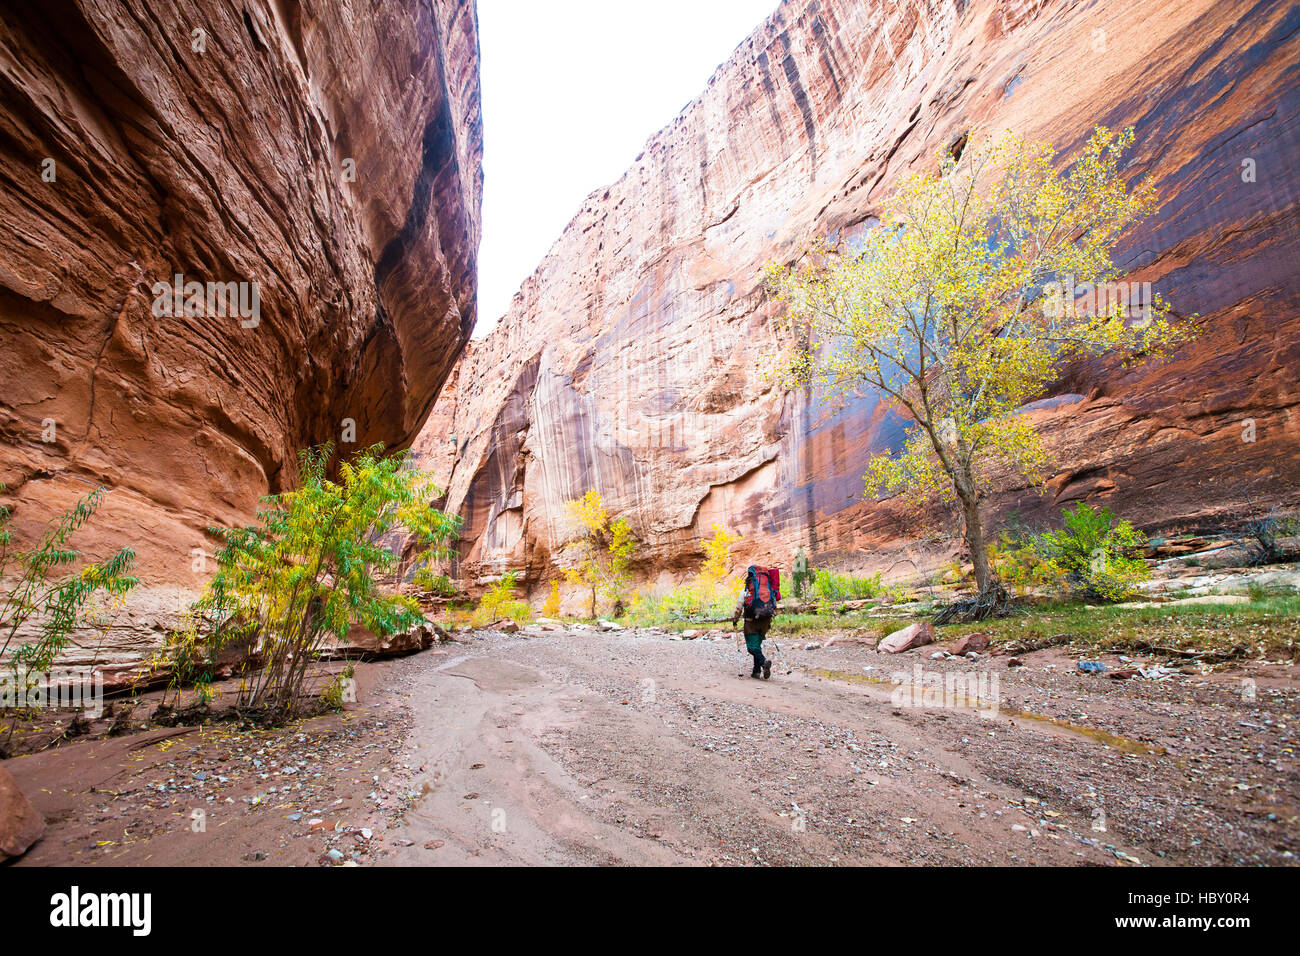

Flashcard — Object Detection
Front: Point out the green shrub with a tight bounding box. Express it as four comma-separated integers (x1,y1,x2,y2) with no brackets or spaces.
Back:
1037,502,1150,602
473,571,531,625
321,664,355,711
413,566,455,596
988,532,1064,596
811,569,887,602
1,485,138,679
161,444,458,721
624,582,734,626
1,485,138,751
791,548,813,601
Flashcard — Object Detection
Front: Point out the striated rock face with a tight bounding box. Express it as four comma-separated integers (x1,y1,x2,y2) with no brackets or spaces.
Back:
428,0,1299,596
0,1,482,658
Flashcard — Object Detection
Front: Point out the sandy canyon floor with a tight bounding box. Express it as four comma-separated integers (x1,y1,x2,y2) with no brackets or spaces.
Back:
6,627,1297,867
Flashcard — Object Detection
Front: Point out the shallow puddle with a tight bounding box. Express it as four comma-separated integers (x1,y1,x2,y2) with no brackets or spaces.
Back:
814,668,1165,756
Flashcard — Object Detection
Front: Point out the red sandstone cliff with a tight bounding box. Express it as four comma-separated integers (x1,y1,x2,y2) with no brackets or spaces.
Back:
426,0,1299,598
0,0,483,658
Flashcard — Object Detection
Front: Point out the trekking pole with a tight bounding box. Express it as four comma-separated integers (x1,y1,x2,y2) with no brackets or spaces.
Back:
767,636,787,674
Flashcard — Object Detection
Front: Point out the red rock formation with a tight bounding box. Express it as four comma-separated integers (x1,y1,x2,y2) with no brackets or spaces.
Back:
0,0,482,659
428,0,1299,596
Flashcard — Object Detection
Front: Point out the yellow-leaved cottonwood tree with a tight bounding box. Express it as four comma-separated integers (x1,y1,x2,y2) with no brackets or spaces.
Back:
560,490,635,618
766,127,1192,608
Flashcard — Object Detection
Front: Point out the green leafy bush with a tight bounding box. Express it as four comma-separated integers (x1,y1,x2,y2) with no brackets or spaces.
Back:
988,531,1064,596
413,566,456,596
320,664,355,711
1,486,138,751
1,485,138,678
791,548,813,601
1037,502,1149,602
472,571,531,625
811,569,888,603
625,582,734,626
161,444,458,721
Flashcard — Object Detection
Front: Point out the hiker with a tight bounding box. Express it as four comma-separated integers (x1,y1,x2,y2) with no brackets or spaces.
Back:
732,565,780,679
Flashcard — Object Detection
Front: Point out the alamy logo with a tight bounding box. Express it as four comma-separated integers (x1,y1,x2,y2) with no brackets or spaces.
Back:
151,273,260,327
49,886,151,936
1041,275,1153,326
1,669,103,718
890,664,1000,717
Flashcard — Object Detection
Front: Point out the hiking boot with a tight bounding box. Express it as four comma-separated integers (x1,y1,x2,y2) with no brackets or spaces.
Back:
750,668,762,679
762,660,772,680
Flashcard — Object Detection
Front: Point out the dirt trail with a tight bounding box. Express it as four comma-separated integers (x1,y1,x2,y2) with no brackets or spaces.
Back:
379,629,1297,865
8,627,1296,866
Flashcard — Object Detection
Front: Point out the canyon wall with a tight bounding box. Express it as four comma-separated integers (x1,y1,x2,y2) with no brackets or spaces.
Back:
425,0,1299,601
0,0,482,661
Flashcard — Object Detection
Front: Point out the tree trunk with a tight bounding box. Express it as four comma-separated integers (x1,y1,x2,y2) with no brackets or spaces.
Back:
959,491,993,596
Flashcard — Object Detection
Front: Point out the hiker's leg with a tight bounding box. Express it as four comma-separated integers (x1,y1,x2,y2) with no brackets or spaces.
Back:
748,649,762,676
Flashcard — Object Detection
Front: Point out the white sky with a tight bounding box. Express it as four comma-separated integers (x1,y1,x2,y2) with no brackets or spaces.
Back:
474,0,779,336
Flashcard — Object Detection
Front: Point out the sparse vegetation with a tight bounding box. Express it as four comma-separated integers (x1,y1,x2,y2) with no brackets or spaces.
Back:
320,664,355,711
413,566,456,596
472,571,531,626
1,486,139,678
625,585,735,627
542,579,562,618
157,444,458,722
0,485,139,751
946,594,1300,662
624,524,741,626
560,490,636,617
811,568,892,603
1241,508,1300,566
1037,501,1150,602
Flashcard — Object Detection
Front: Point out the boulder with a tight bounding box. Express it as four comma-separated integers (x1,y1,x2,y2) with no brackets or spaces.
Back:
947,633,990,655
0,764,44,862
878,622,934,654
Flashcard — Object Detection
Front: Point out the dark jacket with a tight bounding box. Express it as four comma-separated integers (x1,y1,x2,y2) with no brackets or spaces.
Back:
732,590,772,651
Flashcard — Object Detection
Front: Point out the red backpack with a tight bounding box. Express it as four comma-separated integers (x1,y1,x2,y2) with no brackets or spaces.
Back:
744,566,781,620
